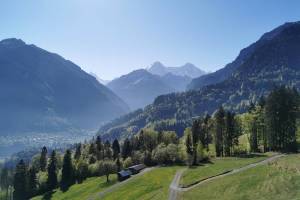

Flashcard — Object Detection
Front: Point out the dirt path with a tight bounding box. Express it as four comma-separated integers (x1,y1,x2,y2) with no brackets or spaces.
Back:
168,154,284,199
168,169,186,200
88,167,155,200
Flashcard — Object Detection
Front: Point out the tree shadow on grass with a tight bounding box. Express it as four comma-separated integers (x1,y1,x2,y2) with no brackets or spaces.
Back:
234,153,268,158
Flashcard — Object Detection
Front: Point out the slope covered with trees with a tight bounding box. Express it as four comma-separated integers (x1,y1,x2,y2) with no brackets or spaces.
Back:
98,22,300,141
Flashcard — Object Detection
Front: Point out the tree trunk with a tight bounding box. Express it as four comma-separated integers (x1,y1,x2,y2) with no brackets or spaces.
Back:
106,174,109,182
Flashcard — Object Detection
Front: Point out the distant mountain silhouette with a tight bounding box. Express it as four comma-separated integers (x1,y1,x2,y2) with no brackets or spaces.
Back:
107,69,174,110
148,61,206,78
0,38,129,134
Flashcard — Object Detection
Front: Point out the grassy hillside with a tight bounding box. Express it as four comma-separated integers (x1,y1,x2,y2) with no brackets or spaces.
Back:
180,153,274,187
181,154,300,200
32,175,117,200
101,166,182,200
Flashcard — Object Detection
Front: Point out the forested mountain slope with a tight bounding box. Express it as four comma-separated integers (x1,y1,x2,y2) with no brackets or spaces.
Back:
98,22,300,141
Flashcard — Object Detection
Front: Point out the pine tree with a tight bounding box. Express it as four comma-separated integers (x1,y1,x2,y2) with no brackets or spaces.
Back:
185,130,193,166
13,160,27,200
0,168,9,200
191,120,200,165
96,136,104,160
215,106,225,157
265,86,299,152
40,146,48,172
122,138,132,159
47,150,58,191
27,166,37,198
60,150,75,191
74,143,82,160
112,139,120,160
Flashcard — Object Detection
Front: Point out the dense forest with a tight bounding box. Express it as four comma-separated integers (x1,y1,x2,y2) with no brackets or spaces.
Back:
1,86,298,200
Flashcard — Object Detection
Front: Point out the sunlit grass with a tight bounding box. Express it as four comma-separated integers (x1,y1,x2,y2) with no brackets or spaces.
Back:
180,153,274,187
31,174,117,200
101,166,183,200
181,154,300,200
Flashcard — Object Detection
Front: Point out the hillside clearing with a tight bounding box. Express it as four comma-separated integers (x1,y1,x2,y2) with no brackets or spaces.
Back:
180,154,300,200
180,153,274,187
31,175,117,200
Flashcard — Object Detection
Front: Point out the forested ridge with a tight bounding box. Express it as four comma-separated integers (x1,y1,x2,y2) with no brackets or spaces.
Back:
98,22,300,141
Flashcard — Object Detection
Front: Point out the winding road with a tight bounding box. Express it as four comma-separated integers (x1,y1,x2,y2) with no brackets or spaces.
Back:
168,154,285,200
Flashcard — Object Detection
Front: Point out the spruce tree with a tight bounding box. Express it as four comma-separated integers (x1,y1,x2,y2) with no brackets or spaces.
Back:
74,143,82,160
60,150,75,191
96,136,103,160
122,138,132,159
40,146,48,172
47,150,58,191
13,160,27,200
215,106,225,157
27,166,37,198
112,139,120,160
191,120,200,165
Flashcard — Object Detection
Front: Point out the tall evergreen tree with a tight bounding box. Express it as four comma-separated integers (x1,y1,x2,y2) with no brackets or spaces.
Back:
40,146,48,172
47,150,58,191
191,120,200,165
0,168,9,200
265,86,299,152
122,138,132,159
13,160,27,200
215,106,225,157
74,143,82,160
185,130,193,166
112,139,120,160
60,150,75,191
27,166,37,198
224,111,238,156
96,136,104,160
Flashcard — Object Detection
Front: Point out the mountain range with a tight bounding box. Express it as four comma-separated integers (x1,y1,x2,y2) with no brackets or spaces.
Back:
98,21,300,141
0,38,129,135
147,61,205,78
107,62,205,110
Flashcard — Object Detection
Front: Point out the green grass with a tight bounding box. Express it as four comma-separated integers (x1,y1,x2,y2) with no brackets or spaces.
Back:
101,166,183,200
181,154,300,200
180,153,274,187
31,174,117,200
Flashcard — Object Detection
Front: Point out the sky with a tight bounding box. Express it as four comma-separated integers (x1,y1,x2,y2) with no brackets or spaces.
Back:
1,0,300,80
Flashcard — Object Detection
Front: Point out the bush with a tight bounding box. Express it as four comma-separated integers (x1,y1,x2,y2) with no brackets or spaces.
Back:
123,157,133,168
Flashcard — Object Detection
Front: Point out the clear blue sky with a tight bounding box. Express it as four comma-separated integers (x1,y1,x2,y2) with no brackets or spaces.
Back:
1,0,300,80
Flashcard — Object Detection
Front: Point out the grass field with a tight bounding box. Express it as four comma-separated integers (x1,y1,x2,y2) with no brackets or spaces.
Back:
181,154,300,200
32,174,117,200
180,153,274,187
100,166,183,200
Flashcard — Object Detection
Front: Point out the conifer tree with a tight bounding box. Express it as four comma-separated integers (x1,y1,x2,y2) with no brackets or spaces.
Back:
27,166,37,198
215,106,225,157
47,150,58,191
74,143,82,160
122,138,132,159
60,150,75,191
13,160,27,200
112,139,120,160
40,146,48,172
